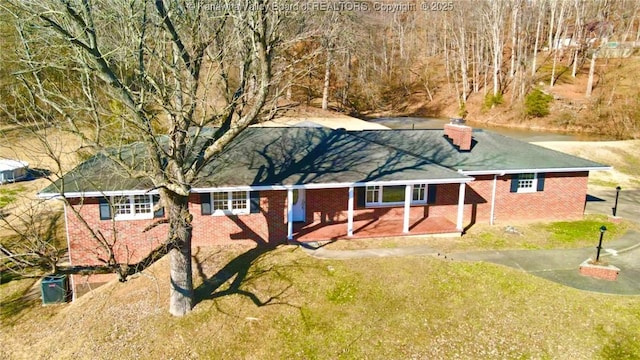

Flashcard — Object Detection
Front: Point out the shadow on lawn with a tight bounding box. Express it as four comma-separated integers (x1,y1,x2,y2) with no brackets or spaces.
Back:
192,244,292,307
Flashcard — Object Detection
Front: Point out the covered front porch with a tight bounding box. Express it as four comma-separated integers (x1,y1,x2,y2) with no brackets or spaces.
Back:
284,180,471,242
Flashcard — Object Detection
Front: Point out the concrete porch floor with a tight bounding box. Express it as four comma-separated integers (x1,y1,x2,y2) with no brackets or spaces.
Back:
293,216,459,242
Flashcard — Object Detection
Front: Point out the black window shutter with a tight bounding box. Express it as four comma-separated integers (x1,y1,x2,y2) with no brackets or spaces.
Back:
99,197,112,220
152,195,165,218
427,184,437,204
355,187,366,209
536,173,546,191
200,193,212,215
249,191,260,213
510,175,519,193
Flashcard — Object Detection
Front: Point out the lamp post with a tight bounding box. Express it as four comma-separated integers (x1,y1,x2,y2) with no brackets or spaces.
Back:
613,186,622,217
596,225,607,262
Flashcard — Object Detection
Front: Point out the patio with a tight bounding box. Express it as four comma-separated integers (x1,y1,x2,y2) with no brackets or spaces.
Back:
293,216,460,242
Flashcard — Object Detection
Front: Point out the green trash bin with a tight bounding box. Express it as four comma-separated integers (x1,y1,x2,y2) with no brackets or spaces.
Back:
41,274,67,304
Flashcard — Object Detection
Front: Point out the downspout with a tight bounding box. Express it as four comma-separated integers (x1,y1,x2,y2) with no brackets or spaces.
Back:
490,175,497,226
490,173,505,226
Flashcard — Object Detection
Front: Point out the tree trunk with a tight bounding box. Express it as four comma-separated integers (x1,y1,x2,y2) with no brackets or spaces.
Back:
532,7,542,77
509,1,519,79
165,191,194,317
322,48,333,111
586,51,596,97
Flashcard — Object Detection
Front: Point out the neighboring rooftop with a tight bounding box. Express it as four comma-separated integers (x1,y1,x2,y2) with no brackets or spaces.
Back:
0,159,29,172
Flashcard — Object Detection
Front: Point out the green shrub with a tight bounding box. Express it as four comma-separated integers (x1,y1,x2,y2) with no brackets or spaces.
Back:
483,92,504,110
458,101,468,119
525,88,554,117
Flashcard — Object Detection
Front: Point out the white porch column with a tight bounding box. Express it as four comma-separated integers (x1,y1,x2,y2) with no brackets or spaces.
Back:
456,183,466,231
403,184,411,233
490,175,498,226
287,188,293,240
347,186,354,236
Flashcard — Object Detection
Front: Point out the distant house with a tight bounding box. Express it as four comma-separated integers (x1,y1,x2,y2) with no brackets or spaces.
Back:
0,159,29,184
38,122,610,298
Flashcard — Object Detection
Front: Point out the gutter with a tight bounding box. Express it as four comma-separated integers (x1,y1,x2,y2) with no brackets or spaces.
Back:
458,166,612,176
37,177,476,199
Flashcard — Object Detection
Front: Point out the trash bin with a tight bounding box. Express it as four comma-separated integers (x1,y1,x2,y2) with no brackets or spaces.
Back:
41,274,68,305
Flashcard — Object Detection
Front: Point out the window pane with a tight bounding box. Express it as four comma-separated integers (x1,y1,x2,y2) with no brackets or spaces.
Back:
231,191,247,210
413,184,426,202
382,185,405,203
212,192,228,210
133,195,152,214
366,186,379,203
113,196,131,215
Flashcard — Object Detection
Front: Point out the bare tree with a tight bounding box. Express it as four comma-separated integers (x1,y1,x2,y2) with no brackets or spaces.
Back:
0,200,65,276
5,0,295,316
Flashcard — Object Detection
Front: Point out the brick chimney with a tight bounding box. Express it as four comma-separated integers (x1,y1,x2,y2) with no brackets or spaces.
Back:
444,118,473,151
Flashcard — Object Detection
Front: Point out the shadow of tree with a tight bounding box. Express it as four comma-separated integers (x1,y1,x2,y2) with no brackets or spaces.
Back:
193,244,290,307
192,127,497,308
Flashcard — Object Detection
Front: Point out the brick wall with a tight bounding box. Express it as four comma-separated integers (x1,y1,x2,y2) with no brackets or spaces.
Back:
67,191,289,268
189,190,287,247
490,172,588,223
67,198,167,266
579,263,620,281
65,172,588,275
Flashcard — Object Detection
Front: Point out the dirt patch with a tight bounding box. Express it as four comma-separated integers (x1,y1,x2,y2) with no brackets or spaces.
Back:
534,140,640,189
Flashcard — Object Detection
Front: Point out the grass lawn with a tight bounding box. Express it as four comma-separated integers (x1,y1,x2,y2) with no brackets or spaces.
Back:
1,242,639,359
0,185,26,208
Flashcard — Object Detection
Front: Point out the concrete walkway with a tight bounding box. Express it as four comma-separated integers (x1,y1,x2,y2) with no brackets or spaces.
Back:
300,230,640,295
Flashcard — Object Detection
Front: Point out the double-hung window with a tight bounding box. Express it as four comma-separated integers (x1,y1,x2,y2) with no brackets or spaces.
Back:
365,184,428,206
210,191,249,215
112,195,154,220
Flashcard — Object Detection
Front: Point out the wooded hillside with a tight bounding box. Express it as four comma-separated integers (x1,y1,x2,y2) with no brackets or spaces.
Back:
2,0,640,138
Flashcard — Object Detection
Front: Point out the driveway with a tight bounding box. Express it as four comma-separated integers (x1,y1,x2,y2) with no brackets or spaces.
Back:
585,188,640,222
301,230,640,295
449,231,640,295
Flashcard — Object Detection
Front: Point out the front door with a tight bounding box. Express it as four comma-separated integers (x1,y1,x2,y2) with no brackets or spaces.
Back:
292,189,306,222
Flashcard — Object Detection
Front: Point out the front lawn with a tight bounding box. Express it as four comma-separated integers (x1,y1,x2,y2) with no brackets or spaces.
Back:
1,244,638,359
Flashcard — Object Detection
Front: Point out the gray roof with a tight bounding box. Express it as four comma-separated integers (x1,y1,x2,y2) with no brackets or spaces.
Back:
39,127,609,196
357,129,609,173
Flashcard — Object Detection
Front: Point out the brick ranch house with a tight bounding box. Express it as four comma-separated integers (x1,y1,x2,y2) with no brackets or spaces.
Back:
39,123,609,298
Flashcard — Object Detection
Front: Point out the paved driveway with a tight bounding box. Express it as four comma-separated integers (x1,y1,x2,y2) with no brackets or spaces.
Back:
450,231,640,295
585,188,640,222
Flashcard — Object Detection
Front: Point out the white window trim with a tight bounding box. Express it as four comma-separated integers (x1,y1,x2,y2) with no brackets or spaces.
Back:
112,194,154,221
211,191,250,216
365,184,428,207
516,173,538,193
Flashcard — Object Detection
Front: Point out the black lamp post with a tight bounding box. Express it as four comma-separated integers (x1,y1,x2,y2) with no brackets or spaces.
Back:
613,186,622,217
596,225,607,262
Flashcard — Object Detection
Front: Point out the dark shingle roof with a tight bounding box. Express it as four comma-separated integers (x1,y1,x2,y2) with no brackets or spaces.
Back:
39,127,609,196
358,129,609,173
193,127,467,188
